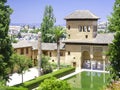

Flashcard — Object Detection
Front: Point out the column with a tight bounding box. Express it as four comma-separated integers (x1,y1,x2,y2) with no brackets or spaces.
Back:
90,46,93,70
102,55,106,71
79,52,82,70
102,46,107,71
78,46,82,70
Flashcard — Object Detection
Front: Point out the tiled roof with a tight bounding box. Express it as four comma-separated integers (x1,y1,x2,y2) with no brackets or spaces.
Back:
30,42,57,50
93,33,114,44
32,42,65,50
63,33,114,45
12,40,65,50
64,10,99,20
12,40,32,48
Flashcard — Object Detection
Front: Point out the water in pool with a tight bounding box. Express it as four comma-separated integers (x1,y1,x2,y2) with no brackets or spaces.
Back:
66,71,109,90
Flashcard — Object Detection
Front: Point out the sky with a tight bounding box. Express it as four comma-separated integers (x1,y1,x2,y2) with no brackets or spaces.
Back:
7,0,115,26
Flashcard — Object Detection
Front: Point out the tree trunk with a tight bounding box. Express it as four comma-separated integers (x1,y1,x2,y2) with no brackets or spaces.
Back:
57,40,60,69
21,72,23,83
38,32,42,76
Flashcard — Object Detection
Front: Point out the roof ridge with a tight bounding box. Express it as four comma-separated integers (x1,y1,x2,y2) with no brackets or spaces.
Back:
64,10,99,20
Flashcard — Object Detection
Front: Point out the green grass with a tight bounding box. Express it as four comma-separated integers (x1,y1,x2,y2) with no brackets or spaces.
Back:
66,71,109,90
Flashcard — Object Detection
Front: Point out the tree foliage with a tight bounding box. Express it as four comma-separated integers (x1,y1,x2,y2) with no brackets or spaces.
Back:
108,32,120,81
11,54,32,83
50,26,65,42
41,55,50,69
40,5,55,42
107,0,120,82
0,0,13,83
48,26,65,69
108,0,120,32
41,55,52,74
29,29,40,34
20,29,28,33
38,77,71,90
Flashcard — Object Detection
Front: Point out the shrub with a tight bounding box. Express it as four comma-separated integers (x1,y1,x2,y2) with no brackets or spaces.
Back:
37,77,71,90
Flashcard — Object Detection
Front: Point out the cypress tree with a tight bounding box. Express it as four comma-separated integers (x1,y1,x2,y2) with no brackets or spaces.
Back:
40,5,55,42
108,32,120,81
0,0,13,83
108,0,120,81
108,0,120,32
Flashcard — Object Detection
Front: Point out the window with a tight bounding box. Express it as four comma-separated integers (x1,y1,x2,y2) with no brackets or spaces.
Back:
68,51,70,55
60,52,64,56
83,26,87,32
50,52,52,57
78,26,82,32
68,25,70,30
87,26,91,32
26,48,29,54
68,34,70,39
85,35,88,38
21,48,24,54
83,26,85,32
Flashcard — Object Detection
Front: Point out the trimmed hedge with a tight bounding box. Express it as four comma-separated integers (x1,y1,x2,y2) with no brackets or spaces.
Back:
19,67,75,90
0,86,27,90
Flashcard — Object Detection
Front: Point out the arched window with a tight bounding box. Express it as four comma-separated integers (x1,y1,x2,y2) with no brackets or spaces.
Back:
83,26,87,32
78,26,82,32
87,26,91,32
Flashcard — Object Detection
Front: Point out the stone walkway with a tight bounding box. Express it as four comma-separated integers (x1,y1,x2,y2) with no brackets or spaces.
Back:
6,67,39,86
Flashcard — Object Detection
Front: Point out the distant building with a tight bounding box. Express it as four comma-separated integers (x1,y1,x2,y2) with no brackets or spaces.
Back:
9,26,21,35
97,21,108,32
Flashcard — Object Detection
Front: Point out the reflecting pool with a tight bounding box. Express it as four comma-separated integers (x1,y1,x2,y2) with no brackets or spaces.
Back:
66,71,109,90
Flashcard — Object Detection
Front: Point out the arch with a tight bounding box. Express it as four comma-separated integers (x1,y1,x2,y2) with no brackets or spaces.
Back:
93,51,102,60
93,51,103,70
81,51,90,69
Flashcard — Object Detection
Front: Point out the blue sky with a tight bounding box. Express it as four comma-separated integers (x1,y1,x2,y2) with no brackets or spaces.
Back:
7,0,115,26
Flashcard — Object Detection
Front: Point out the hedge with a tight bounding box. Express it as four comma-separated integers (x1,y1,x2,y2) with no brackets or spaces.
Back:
0,86,28,90
19,67,75,90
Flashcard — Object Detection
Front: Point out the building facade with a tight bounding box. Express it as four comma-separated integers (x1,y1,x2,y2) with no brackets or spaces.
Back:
12,41,65,66
64,10,114,70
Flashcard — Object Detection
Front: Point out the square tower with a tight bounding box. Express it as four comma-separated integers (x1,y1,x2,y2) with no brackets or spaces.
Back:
64,10,99,40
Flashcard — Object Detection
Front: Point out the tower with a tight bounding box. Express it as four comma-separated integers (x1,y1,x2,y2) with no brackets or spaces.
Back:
64,10,99,41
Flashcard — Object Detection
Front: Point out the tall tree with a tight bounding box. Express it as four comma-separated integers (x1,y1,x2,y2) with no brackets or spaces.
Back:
48,26,65,69
40,5,55,42
108,32,120,82
108,0,120,82
0,0,13,84
108,0,120,32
